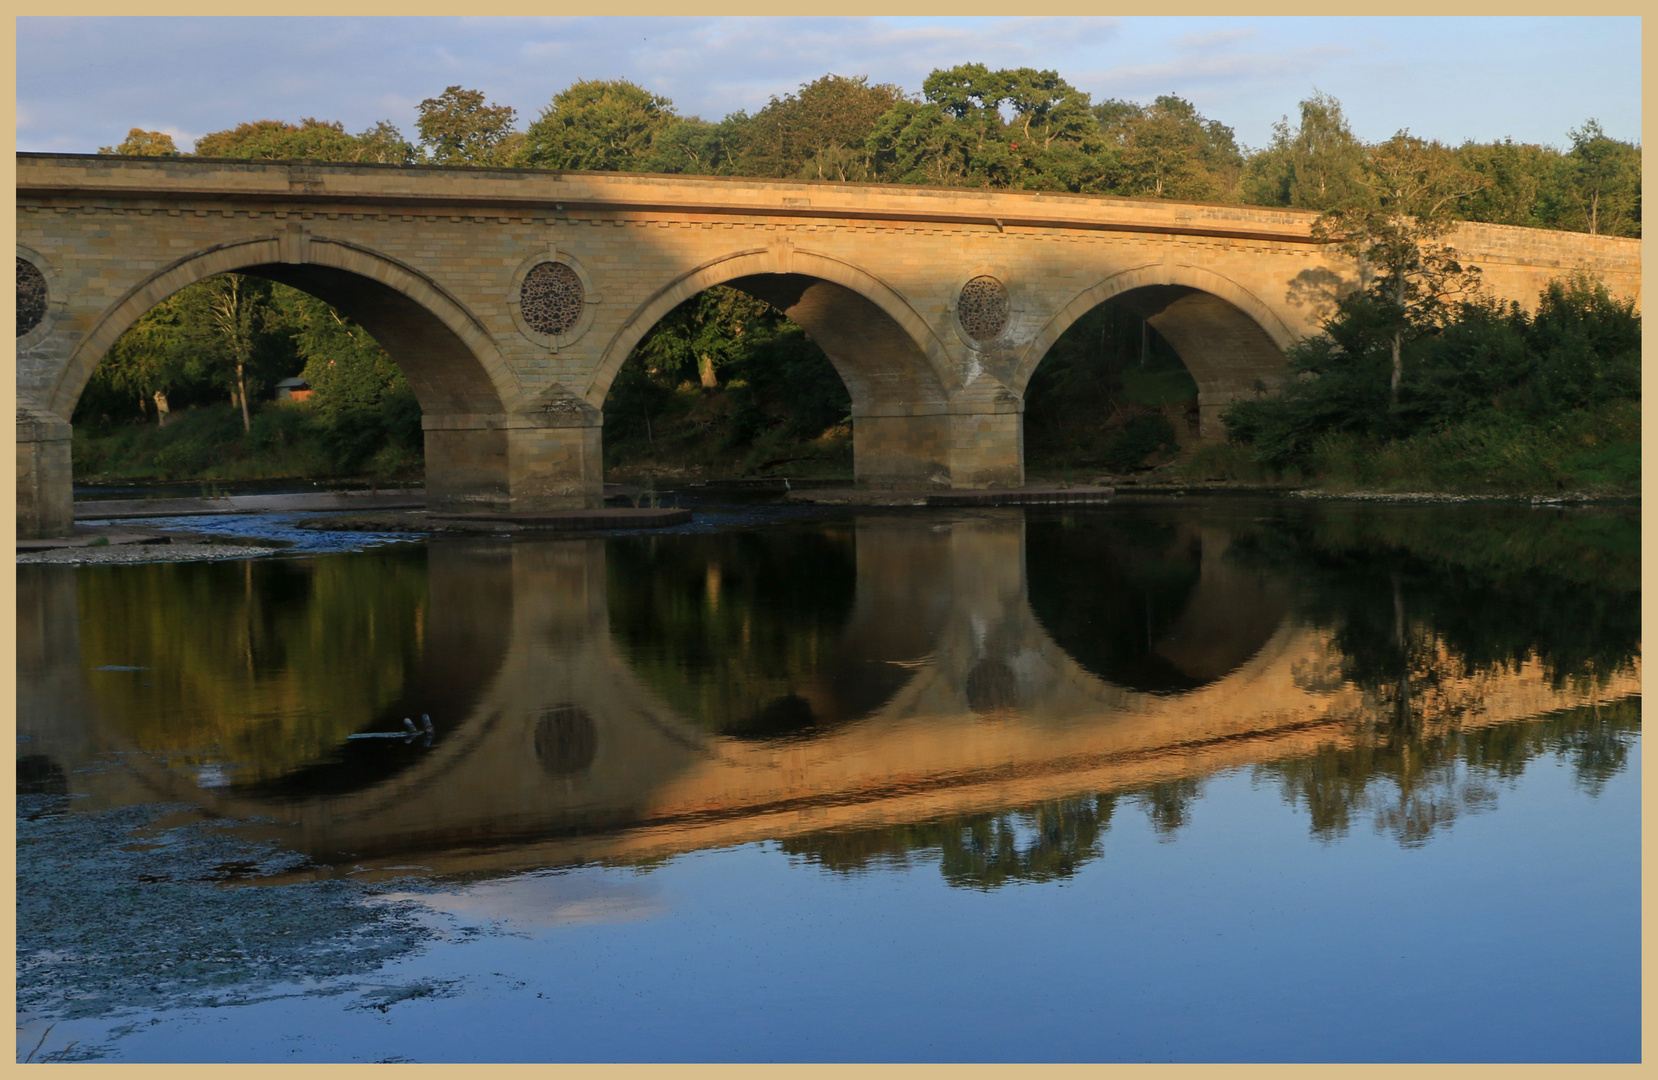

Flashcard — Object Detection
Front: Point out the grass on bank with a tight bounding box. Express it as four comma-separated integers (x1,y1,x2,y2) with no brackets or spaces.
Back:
73,402,421,484
602,383,853,484
1169,399,1639,496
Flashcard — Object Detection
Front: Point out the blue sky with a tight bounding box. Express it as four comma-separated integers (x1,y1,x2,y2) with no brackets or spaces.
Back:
17,16,1641,156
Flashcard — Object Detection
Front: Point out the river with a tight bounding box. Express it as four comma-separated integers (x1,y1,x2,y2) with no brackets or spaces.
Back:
15,496,1640,1062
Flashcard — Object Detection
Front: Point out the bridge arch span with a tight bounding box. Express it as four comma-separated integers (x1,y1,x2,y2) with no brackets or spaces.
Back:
52,234,521,421
592,246,970,489
588,246,955,412
1015,262,1297,439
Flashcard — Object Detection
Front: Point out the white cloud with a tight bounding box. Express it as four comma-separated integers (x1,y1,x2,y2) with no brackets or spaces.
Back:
379,869,666,931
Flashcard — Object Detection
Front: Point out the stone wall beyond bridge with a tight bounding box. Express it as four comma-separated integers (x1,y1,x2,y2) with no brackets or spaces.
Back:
15,154,1642,536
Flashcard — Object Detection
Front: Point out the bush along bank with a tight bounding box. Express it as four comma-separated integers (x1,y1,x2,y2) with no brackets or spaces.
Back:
1191,275,1640,497
72,400,422,483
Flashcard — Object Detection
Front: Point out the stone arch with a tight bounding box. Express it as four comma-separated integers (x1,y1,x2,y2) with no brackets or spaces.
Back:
1014,263,1296,439
49,234,521,421
585,247,955,412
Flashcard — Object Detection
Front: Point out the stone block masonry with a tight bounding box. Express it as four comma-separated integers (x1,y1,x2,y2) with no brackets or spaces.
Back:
15,154,1639,536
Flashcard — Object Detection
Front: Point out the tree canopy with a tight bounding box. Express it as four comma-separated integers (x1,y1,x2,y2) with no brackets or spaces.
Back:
95,77,1637,239
517,79,679,172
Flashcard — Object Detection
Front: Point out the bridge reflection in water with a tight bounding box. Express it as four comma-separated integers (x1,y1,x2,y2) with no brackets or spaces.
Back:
17,507,1639,885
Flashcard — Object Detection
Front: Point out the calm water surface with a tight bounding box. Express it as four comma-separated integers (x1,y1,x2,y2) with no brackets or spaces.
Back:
16,498,1640,1062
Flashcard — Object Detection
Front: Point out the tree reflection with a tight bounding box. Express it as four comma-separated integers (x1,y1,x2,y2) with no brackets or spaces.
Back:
782,795,1115,889
1133,778,1202,842
606,526,862,739
1224,501,1640,847
783,695,1636,887
1258,698,1638,846
75,551,431,781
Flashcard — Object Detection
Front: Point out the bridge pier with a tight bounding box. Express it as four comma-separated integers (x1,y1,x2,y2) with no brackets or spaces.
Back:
852,388,1024,491
945,385,1024,489
424,411,604,513
16,403,73,539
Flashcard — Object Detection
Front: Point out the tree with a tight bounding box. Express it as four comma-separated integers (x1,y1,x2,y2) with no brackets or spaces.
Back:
1454,137,1560,228
98,129,180,157
416,86,520,167
1098,95,1242,201
1242,91,1365,210
737,74,905,179
867,65,1101,191
205,275,261,432
999,67,1097,153
517,80,678,171
81,294,190,425
193,117,414,164
1313,132,1488,405
643,114,748,176
866,101,982,187
163,275,288,432
352,120,418,165
1549,120,1641,237
272,285,422,468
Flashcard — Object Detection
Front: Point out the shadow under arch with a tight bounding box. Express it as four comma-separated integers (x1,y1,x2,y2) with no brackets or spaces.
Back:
585,247,956,414
1014,263,1296,440
48,234,521,422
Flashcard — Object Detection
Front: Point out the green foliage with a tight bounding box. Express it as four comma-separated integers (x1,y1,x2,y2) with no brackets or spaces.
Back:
193,117,414,163
726,325,852,447
1545,119,1642,237
1454,137,1560,227
416,86,519,166
643,114,748,176
1242,91,1365,210
738,73,905,179
74,402,325,481
1099,413,1179,472
1224,274,1640,486
75,277,422,480
864,64,1108,193
272,286,424,472
1096,94,1243,201
97,128,180,156
517,79,678,171
602,287,851,479
1022,305,1196,473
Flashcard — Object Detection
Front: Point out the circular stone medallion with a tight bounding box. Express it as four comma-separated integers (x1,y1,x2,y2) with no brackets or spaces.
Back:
958,275,1010,343
520,261,584,337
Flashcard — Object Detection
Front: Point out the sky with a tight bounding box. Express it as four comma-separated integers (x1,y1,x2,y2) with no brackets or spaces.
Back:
16,16,1642,156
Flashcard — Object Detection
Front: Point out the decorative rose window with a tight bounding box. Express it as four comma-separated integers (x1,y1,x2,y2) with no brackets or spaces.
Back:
520,261,584,336
957,275,1009,343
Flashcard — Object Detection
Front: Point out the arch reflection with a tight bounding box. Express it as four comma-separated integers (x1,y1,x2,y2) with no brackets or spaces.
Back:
17,505,1638,885
1025,509,1291,693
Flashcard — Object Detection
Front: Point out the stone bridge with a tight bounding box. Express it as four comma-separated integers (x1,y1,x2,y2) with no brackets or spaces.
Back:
16,154,1642,536
19,512,1637,880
